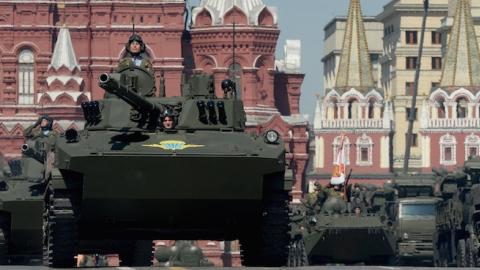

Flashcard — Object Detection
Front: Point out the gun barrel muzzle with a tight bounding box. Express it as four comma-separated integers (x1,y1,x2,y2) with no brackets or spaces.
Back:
21,144,29,152
99,73,110,84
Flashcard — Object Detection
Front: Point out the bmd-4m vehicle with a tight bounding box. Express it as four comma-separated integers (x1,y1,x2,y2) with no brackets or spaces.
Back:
42,65,291,267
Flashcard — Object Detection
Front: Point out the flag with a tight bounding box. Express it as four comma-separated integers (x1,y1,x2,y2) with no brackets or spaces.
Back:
331,134,346,185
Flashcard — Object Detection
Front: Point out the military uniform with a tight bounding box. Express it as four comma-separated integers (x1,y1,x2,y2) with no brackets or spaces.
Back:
117,57,154,75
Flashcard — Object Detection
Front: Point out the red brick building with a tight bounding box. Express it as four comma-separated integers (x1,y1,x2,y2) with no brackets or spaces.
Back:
0,0,308,266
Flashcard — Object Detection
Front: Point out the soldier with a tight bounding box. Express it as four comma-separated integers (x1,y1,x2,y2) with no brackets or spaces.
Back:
24,115,58,142
118,33,154,73
322,179,347,214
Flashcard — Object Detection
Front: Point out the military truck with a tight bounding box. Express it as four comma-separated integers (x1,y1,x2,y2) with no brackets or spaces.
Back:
433,159,480,267
0,140,51,264
41,65,291,267
392,174,441,266
288,183,397,266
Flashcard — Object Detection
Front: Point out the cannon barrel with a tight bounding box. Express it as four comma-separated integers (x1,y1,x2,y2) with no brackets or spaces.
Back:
21,143,45,163
99,73,163,115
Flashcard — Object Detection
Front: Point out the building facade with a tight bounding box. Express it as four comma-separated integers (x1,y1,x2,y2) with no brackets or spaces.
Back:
311,0,480,188
0,0,308,266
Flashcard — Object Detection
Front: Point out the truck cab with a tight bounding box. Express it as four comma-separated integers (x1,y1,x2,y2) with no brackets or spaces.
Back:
396,197,441,265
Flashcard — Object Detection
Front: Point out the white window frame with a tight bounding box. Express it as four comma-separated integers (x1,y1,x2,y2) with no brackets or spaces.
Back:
356,133,373,166
464,134,480,160
18,49,35,105
440,133,457,165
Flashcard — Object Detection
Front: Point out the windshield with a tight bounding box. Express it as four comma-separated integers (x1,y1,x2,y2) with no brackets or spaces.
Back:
400,203,436,217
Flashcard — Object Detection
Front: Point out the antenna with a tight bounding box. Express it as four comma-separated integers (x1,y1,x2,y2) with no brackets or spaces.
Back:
403,0,429,175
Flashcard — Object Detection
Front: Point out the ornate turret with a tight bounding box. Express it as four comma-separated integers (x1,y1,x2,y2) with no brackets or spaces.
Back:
192,0,277,26
335,0,374,91
440,0,480,89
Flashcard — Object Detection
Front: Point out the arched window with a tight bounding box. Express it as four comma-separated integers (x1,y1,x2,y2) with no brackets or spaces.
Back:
464,134,480,160
229,63,242,100
333,136,350,165
436,98,446,119
456,97,468,119
348,99,359,119
356,134,373,165
440,133,457,165
18,49,35,104
368,100,375,119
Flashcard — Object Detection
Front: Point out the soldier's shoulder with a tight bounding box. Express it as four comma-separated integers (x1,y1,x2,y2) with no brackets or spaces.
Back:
117,58,132,69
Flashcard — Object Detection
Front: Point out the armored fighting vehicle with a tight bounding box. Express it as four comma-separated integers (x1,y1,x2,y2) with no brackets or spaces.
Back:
42,65,291,267
392,174,441,266
433,158,480,267
289,183,397,266
0,140,52,265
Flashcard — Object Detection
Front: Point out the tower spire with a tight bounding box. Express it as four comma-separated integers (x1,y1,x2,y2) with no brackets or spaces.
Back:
335,0,374,91
49,25,80,71
440,0,480,88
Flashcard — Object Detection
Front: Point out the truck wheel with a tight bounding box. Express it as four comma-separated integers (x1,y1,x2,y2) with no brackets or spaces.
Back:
457,239,466,267
466,238,477,267
119,240,153,266
240,190,290,267
43,184,78,267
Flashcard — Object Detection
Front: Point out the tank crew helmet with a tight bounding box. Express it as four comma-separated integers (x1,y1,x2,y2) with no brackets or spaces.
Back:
39,115,54,131
161,108,177,129
125,33,146,55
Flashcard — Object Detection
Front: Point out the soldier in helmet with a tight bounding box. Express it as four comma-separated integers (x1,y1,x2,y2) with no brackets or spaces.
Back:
24,115,58,142
161,109,176,130
118,33,154,74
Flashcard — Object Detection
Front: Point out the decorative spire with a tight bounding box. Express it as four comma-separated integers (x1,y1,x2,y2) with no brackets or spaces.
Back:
49,25,80,72
335,0,374,90
440,0,480,88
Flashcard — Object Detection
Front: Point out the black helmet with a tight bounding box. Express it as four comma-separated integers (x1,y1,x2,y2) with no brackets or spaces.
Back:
125,33,146,54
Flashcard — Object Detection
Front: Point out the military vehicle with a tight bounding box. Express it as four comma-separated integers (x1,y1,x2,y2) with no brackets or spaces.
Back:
392,174,441,266
42,65,291,267
0,140,51,265
288,183,397,266
433,159,480,267
154,241,214,267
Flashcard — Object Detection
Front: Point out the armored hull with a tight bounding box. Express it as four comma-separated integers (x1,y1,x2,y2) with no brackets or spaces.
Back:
305,214,396,264
56,130,285,239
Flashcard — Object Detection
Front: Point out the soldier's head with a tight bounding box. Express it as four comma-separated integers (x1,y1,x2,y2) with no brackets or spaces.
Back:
161,109,176,130
126,34,146,56
39,115,53,131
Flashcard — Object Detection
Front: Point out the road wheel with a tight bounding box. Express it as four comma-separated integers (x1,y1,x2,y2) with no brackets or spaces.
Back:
43,184,78,267
287,238,308,267
457,239,466,267
119,240,154,266
240,186,291,267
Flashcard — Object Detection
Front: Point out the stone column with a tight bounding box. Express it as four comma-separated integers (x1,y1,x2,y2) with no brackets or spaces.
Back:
374,104,382,119
468,103,475,119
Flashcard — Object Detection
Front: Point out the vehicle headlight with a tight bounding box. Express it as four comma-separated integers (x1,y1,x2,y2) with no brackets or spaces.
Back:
265,130,280,144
